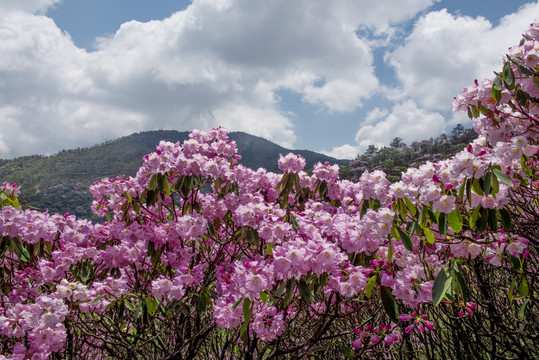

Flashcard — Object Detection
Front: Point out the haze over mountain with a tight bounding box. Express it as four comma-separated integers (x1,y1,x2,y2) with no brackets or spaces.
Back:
0,130,347,219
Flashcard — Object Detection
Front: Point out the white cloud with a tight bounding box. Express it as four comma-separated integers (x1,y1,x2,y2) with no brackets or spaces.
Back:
4,0,535,161
355,100,445,150
322,144,361,160
365,107,390,125
324,100,446,159
0,0,441,158
387,3,539,111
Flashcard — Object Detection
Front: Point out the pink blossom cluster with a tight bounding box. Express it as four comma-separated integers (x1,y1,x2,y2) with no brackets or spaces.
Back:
399,312,435,334
0,182,20,197
0,294,68,359
278,152,306,173
352,323,400,349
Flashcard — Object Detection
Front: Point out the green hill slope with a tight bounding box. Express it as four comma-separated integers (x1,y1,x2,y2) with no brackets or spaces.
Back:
0,130,347,219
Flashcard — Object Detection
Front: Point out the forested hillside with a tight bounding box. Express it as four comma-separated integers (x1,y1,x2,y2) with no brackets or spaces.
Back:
0,130,346,219
340,124,476,182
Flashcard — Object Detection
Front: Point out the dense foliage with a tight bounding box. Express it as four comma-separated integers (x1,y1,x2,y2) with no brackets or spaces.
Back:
0,23,538,360
342,125,478,182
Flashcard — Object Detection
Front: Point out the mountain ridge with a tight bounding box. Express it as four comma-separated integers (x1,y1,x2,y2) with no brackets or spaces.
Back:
0,130,348,219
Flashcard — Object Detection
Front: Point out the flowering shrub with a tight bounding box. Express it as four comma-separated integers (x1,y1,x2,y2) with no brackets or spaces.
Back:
1,24,538,359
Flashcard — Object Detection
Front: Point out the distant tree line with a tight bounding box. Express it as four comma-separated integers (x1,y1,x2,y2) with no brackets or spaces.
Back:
340,124,477,182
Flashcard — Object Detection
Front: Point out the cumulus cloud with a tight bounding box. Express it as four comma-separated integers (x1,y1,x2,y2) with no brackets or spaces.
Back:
3,0,533,160
387,3,539,110
322,144,361,160
324,100,446,159
356,100,445,146
0,0,439,158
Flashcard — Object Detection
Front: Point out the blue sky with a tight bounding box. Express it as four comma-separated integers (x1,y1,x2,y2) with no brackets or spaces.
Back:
0,0,538,160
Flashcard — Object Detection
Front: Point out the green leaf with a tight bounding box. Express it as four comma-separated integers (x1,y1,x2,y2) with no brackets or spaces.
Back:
365,275,376,299
10,237,30,263
148,174,158,191
134,300,142,322
387,238,393,264
492,75,503,102
417,208,424,227
396,227,413,252
490,170,500,195
273,281,286,298
448,209,463,233
118,301,125,322
479,101,495,118
423,227,435,245
518,299,529,318
498,208,512,230
398,199,408,221
476,208,488,233
518,279,529,298
426,208,438,224
232,297,243,310
380,286,399,323
483,171,492,195
503,62,515,90
432,267,453,306
509,255,521,272
469,206,480,229
242,298,252,323
471,105,480,118
487,208,498,232
466,178,472,206
458,181,466,202
534,76,539,94
438,212,447,236
142,300,148,325
289,214,298,231
337,344,355,359
492,168,513,187
508,277,517,302
360,200,369,219
472,178,484,196
197,292,210,312
313,274,327,299
284,279,295,307
404,198,417,217
164,176,171,197
408,221,416,237
518,64,533,77
298,279,311,302
246,229,259,246
516,88,529,108
145,297,159,317
454,266,469,302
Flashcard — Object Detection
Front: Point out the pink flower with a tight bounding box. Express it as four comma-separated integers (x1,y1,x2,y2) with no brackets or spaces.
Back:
399,313,413,322
384,333,398,346
278,153,306,173
352,337,362,349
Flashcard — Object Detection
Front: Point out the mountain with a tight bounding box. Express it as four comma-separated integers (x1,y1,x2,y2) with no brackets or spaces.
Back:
0,130,347,219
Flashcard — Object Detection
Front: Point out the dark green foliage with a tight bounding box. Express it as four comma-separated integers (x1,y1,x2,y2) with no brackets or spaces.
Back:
0,130,346,219
341,126,477,182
